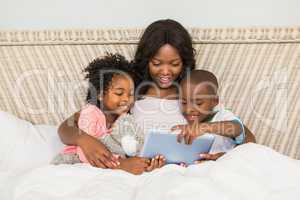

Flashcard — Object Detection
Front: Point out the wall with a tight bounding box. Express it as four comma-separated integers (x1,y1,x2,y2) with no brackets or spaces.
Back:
1,0,299,29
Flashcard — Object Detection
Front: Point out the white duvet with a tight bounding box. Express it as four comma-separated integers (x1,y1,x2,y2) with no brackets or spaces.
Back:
2,144,300,200
1,112,300,200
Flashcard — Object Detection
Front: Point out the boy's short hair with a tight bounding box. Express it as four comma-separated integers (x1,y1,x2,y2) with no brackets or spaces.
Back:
181,70,219,95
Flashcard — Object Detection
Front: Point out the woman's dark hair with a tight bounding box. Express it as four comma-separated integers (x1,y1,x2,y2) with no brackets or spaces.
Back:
83,53,134,107
134,19,196,94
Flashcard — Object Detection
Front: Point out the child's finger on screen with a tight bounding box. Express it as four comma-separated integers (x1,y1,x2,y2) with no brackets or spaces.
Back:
177,133,184,143
187,134,192,145
177,128,187,143
184,133,191,144
171,125,181,131
188,135,196,145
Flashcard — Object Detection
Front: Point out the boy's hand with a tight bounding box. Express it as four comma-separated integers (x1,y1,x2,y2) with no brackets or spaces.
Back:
171,123,208,145
194,152,225,164
179,162,188,167
146,155,165,172
77,134,119,169
118,157,149,175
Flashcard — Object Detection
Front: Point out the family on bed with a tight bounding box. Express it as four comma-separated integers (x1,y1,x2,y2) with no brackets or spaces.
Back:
52,19,256,175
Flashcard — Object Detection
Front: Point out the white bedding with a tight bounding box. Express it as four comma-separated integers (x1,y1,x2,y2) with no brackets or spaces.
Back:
1,144,299,200
1,111,300,200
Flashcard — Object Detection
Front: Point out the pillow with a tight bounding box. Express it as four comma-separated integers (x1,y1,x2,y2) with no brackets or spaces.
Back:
0,111,63,173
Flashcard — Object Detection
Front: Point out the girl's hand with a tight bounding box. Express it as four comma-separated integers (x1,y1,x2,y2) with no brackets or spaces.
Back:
171,123,207,145
118,157,149,175
146,155,165,172
194,152,225,164
77,134,119,169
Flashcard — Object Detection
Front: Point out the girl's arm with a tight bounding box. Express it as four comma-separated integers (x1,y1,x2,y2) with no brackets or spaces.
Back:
58,112,118,168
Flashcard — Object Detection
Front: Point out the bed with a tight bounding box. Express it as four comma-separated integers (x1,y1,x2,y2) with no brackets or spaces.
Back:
0,27,300,199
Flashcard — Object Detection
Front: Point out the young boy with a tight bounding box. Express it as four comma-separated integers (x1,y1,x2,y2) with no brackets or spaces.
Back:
172,70,245,160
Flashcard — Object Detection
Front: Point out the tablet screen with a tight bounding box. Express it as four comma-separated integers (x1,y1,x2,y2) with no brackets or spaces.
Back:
140,131,215,165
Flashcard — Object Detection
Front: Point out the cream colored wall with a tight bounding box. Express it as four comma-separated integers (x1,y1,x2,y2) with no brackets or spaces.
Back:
1,0,299,29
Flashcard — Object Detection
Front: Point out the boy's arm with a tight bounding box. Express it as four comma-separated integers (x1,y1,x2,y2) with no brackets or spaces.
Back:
180,123,256,163
173,120,243,145
199,121,242,138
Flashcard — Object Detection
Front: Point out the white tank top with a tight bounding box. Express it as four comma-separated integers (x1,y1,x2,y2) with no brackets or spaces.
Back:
131,96,187,134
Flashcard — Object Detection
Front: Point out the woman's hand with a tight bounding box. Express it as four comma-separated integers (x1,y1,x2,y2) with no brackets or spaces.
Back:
77,134,119,169
118,157,150,175
194,152,225,164
145,155,165,172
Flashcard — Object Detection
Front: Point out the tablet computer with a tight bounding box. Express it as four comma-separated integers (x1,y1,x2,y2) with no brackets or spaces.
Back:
140,131,215,165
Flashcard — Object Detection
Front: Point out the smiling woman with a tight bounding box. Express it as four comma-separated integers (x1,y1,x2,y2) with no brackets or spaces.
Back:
133,19,195,97
148,44,183,89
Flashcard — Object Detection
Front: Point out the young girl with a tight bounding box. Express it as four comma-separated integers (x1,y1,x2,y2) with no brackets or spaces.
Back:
57,19,256,171
52,53,157,174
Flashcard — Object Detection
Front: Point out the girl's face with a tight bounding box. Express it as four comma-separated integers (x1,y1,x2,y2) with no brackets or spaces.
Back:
148,44,183,89
101,74,134,116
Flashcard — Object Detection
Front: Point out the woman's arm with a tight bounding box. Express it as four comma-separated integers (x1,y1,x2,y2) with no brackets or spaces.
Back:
58,112,82,145
244,125,256,143
58,112,118,168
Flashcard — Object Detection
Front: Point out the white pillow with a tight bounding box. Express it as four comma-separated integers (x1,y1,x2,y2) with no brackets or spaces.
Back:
0,111,63,173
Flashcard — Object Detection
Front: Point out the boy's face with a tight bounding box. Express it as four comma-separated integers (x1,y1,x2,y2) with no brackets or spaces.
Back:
101,74,135,116
180,81,219,124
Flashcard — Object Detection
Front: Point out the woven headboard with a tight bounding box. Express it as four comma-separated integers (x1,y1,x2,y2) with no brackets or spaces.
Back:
0,28,299,159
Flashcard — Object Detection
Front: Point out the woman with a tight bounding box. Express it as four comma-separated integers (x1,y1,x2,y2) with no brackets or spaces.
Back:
57,19,255,169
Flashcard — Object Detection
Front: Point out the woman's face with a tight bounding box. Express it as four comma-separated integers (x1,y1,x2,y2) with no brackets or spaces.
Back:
148,44,183,89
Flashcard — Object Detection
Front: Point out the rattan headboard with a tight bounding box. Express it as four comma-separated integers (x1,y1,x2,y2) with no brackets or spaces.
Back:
0,27,299,158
